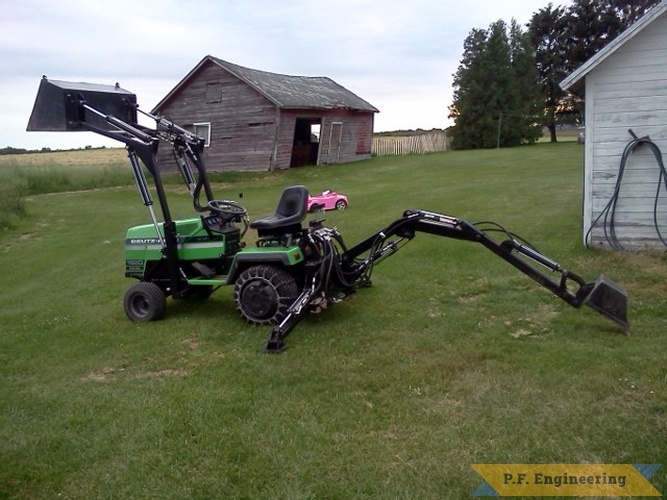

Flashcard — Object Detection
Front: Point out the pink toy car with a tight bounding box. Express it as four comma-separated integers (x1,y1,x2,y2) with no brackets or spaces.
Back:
307,189,348,211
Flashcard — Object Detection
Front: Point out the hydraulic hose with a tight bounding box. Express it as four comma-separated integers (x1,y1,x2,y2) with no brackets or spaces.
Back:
586,130,667,251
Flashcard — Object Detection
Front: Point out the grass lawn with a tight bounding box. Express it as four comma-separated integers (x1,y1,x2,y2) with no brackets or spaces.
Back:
1,143,665,498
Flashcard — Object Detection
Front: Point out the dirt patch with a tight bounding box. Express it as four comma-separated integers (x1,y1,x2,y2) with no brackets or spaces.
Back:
81,365,187,381
182,337,198,350
134,369,187,379
508,302,557,338
81,366,122,382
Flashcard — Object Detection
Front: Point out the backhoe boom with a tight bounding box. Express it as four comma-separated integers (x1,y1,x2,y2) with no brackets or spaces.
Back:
264,209,628,352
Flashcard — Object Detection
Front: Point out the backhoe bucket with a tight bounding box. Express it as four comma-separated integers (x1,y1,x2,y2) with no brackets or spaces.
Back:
582,275,629,334
27,77,136,132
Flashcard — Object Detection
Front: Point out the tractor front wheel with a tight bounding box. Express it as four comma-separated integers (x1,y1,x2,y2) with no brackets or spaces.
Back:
233,265,298,325
124,282,167,322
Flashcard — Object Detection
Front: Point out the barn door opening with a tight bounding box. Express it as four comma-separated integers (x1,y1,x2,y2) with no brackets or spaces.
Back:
291,118,321,167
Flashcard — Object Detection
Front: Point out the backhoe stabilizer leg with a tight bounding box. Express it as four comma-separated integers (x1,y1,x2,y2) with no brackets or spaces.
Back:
264,326,289,353
264,277,323,353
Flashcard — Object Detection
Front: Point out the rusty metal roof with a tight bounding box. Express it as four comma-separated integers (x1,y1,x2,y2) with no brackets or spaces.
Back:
154,55,378,113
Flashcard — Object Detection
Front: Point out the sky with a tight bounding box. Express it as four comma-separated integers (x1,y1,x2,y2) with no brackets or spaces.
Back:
1,0,548,150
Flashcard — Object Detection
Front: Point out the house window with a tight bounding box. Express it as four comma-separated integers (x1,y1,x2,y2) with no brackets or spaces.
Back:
193,122,211,147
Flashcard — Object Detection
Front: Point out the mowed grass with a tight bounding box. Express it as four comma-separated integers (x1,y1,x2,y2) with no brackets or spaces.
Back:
1,144,665,498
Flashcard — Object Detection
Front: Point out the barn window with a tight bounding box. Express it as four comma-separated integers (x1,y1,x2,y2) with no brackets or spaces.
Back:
193,122,211,147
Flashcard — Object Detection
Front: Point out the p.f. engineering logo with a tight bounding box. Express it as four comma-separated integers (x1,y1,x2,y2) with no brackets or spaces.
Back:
470,464,662,496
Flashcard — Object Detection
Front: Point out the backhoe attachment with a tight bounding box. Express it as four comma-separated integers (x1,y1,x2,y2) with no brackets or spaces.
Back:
264,209,628,352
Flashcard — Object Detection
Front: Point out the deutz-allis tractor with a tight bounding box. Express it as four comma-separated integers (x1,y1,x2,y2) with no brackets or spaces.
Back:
28,78,629,351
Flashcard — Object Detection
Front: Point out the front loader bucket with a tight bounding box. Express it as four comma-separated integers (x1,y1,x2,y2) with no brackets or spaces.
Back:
27,77,137,132
581,275,629,334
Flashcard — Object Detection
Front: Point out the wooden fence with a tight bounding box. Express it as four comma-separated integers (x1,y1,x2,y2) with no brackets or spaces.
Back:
372,131,448,156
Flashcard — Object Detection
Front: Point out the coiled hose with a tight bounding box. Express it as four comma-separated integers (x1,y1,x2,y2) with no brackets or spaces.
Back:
586,129,667,251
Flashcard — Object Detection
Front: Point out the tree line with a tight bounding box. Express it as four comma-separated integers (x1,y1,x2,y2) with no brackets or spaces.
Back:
0,146,107,155
448,0,661,149
0,147,52,155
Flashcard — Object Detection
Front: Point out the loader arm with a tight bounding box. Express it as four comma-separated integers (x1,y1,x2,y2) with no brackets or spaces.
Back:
264,209,628,352
26,78,245,300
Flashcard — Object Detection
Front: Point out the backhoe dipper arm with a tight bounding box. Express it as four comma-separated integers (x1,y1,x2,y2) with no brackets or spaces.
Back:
344,209,627,326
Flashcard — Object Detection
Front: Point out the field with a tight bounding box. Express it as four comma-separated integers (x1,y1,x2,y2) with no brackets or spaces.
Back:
0,148,130,201
1,144,665,498
0,148,127,166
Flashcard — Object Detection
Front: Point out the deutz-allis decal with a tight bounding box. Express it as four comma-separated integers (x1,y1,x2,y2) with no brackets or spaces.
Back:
124,236,221,246
126,237,162,245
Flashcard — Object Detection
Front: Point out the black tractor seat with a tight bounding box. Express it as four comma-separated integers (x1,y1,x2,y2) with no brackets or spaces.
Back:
250,185,309,237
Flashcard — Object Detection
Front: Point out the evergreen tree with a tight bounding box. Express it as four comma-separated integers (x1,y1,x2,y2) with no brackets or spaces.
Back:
450,20,540,150
509,19,543,145
564,0,661,72
529,4,570,143
449,28,492,149
528,0,659,142
609,0,661,24
564,0,623,70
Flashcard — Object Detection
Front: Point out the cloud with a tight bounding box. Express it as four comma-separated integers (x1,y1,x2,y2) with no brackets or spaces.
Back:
1,0,543,149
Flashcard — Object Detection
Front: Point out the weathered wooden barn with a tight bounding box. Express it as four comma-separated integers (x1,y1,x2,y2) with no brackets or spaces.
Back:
560,1,667,249
152,55,378,172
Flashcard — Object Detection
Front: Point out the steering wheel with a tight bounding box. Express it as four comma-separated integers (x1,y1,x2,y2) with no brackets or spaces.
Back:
207,199,247,219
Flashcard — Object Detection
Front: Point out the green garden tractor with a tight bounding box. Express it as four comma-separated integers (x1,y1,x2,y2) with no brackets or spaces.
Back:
28,78,629,351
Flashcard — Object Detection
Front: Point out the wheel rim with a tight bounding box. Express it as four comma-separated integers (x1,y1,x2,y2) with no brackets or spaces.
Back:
336,200,346,210
240,279,279,321
234,265,299,325
129,294,150,318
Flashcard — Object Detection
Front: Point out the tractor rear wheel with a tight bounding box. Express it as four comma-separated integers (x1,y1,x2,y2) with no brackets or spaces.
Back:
124,282,167,322
233,265,298,325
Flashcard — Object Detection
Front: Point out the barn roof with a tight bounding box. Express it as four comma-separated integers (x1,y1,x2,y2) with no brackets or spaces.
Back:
154,55,379,113
560,0,667,96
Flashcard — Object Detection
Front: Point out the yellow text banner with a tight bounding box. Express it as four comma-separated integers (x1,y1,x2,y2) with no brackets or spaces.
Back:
470,464,661,497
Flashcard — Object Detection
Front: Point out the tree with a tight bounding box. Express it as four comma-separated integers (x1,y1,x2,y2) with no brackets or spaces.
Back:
609,0,661,24
529,4,570,143
565,0,661,69
564,0,623,70
508,19,543,145
528,0,660,142
449,27,497,149
450,20,541,150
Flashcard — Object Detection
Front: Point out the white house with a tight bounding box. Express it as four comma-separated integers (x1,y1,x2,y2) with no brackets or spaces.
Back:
560,1,667,250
